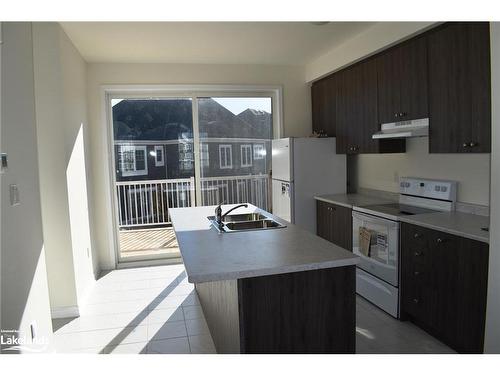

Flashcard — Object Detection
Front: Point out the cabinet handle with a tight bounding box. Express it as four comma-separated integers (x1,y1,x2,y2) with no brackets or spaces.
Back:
414,251,423,257
394,113,399,118
413,298,419,304
469,142,478,147
463,142,469,148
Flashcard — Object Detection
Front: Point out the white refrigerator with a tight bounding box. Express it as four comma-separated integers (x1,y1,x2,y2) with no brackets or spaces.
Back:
271,137,347,234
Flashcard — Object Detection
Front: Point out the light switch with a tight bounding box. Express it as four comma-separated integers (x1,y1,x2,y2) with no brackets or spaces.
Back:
10,184,20,206
1,153,7,173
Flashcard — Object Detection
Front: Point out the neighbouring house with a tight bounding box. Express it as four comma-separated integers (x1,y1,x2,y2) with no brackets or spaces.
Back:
112,98,272,182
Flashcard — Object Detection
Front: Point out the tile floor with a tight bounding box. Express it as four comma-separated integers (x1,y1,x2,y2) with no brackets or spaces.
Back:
52,264,454,354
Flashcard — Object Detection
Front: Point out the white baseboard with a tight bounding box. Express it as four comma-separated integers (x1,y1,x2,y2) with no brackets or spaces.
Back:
116,257,183,270
51,306,80,319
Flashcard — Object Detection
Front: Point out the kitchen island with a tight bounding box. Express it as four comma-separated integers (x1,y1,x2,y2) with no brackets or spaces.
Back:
170,204,359,354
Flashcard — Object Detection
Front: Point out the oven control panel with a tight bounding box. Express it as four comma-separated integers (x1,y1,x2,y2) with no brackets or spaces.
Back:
399,177,457,202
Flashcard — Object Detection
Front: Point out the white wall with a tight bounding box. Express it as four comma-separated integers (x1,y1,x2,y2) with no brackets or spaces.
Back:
87,63,311,269
485,22,500,353
1,22,54,353
32,23,96,315
356,138,491,206
306,22,436,82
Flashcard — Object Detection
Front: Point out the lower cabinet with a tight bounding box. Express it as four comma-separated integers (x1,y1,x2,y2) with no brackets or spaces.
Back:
316,200,352,251
400,223,489,353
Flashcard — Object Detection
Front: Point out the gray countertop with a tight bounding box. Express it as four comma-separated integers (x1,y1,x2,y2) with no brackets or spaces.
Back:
170,204,359,283
399,211,490,244
314,193,490,244
314,193,396,209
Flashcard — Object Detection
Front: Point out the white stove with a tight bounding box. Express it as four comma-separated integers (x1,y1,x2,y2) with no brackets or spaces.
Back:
352,177,457,318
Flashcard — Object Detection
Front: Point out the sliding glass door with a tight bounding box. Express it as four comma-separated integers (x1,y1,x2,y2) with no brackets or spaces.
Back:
108,91,275,262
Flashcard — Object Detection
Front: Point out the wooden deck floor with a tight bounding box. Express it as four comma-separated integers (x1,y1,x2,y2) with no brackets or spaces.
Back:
119,227,181,259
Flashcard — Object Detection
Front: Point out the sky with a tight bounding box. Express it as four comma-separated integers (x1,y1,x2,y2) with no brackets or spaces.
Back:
213,97,272,115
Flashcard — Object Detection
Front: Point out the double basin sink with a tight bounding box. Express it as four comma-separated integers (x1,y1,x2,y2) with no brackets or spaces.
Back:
207,212,286,233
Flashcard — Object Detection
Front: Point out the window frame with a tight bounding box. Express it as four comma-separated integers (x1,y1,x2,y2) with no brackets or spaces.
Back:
253,143,265,160
240,144,253,167
200,143,209,168
154,145,164,167
179,142,194,171
219,144,233,169
104,85,282,265
119,145,148,177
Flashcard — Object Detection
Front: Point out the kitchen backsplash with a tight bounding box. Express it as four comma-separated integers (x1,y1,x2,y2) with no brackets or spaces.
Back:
353,137,491,207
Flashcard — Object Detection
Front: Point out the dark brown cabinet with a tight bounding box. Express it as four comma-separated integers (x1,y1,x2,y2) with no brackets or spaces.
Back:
401,223,489,353
316,200,352,251
335,59,405,155
336,60,379,154
377,36,428,124
311,74,337,137
311,22,491,155
428,22,491,153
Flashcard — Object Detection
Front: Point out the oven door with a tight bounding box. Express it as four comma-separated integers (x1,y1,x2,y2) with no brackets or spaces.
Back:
352,211,399,287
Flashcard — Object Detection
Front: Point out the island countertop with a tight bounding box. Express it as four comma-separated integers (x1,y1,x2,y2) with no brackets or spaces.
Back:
169,204,359,283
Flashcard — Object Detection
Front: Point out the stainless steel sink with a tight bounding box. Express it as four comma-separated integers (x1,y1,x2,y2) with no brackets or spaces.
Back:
222,213,267,222
207,213,286,233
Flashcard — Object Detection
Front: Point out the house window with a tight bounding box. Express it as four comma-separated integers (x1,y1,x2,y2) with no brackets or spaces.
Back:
219,145,232,169
118,145,148,177
241,145,253,167
201,143,209,168
253,144,265,160
179,142,194,171
154,145,164,167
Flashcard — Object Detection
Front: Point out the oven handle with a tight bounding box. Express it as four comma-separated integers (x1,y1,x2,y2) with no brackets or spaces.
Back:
352,211,399,229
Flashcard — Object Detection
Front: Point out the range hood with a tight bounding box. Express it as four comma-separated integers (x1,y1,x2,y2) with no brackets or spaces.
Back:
372,118,429,139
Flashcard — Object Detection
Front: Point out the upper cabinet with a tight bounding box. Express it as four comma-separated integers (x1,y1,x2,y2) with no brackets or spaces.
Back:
377,36,428,124
336,59,405,154
311,74,337,137
428,22,491,153
310,22,491,155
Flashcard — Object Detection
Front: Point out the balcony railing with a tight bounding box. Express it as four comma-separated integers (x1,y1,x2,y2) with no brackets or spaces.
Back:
116,174,270,228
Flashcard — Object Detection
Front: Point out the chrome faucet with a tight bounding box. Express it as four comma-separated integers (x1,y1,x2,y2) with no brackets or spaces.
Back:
215,203,248,228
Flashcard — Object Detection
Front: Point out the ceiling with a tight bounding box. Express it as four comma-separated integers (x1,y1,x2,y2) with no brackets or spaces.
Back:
60,22,376,65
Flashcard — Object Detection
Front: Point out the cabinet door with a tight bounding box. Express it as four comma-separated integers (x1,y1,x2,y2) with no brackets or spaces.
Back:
357,59,380,153
377,45,402,125
330,204,352,251
454,236,488,353
336,61,378,154
428,22,491,153
311,75,337,137
468,22,491,153
399,36,428,121
316,201,333,242
335,67,357,154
